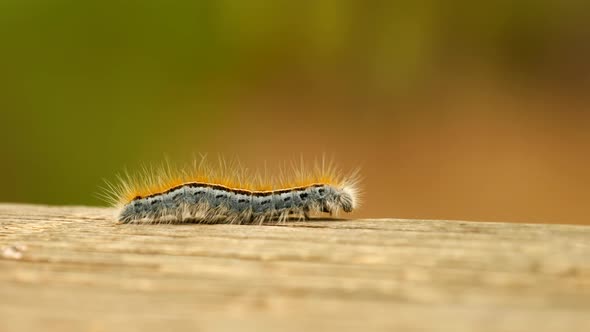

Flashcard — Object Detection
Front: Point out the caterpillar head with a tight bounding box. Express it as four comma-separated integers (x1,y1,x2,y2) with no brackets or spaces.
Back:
314,184,358,214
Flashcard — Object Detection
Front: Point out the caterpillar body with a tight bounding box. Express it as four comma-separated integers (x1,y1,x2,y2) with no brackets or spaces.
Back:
102,158,360,224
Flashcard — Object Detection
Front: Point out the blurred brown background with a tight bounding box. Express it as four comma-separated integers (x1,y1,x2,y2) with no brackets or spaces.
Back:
1,1,589,224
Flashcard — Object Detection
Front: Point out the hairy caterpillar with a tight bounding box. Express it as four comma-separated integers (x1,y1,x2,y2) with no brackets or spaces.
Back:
101,157,361,224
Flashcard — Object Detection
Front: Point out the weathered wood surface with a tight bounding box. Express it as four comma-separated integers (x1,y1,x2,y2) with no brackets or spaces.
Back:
0,203,589,332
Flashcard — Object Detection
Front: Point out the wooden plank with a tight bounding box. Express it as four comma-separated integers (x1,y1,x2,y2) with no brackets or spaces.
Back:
0,203,589,332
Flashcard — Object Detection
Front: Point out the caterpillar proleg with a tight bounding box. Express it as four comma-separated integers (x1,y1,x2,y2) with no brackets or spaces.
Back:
102,157,361,224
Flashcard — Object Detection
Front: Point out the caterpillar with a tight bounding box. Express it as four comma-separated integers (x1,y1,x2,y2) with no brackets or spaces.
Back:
101,157,361,224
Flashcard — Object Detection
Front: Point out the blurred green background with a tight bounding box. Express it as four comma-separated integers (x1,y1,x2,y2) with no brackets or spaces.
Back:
1,1,589,224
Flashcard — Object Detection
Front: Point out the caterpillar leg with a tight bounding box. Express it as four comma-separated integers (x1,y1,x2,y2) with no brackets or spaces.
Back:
303,207,310,220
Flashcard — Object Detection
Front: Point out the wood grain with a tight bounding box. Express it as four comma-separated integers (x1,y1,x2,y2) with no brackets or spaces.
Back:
0,203,589,332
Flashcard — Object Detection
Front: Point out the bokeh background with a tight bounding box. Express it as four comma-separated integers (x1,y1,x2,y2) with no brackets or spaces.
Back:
1,1,589,224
